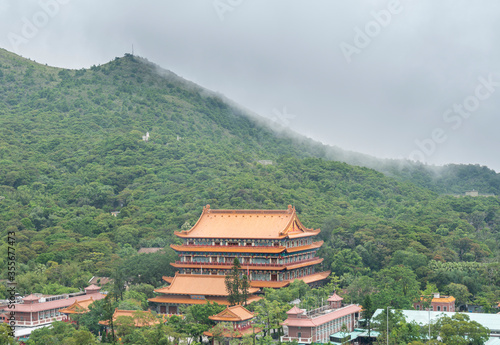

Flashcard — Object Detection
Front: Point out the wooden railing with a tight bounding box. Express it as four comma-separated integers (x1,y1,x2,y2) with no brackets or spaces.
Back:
14,315,67,327
176,257,321,267
281,336,312,344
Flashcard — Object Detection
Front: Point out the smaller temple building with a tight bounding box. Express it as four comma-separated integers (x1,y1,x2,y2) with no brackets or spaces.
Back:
0,284,104,328
204,305,261,342
59,296,100,321
149,273,262,315
0,284,105,339
281,293,362,344
413,293,455,312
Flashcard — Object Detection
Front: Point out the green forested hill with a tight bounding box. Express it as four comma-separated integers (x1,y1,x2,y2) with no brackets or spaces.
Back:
0,50,498,309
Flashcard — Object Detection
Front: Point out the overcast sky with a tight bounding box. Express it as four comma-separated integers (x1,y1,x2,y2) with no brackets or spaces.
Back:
1,0,499,172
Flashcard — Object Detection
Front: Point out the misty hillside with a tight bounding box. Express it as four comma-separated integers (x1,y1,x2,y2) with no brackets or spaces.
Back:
0,49,498,303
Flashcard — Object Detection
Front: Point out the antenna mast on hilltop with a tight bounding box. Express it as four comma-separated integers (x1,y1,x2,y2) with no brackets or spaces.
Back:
131,44,134,56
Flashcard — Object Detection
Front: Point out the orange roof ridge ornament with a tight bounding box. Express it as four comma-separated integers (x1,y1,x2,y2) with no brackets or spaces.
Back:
174,205,319,239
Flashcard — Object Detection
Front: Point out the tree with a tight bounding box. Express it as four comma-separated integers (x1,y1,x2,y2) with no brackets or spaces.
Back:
241,274,250,305
210,322,239,345
420,283,439,311
374,266,421,309
372,309,422,345
432,313,489,345
330,249,369,276
0,323,18,345
225,258,242,306
443,283,472,310
102,294,117,344
183,301,226,342
253,299,288,341
26,321,97,345
362,295,376,337
346,275,376,304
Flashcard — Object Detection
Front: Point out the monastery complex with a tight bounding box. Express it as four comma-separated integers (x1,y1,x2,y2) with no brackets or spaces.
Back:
149,204,330,314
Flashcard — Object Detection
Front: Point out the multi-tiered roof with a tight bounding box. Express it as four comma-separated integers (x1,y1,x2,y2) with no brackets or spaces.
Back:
150,205,330,314
170,205,330,288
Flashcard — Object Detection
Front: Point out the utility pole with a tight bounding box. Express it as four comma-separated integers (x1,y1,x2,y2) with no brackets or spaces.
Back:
387,306,391,345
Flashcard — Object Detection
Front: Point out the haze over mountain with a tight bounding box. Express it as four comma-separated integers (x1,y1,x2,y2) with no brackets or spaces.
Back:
1,1,499,171
0,49,499,316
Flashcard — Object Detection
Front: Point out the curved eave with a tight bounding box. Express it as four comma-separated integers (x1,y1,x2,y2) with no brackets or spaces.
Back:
149,295,262,305
163,276,174,284
287,229,321,239
174,232,288,240
250,280,290,288
286,241,324,253
300,271,331,284
285,258,323,271
170,244,286,254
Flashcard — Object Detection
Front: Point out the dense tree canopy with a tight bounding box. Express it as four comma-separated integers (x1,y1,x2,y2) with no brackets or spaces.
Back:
0,49,499,315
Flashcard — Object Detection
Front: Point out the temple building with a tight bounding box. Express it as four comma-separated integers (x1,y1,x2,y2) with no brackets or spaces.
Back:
150,205,330,314
170,204,330,288
204,305,261,342
281,293,362,344
0,285,105,340
413,293,456,312
149,273,262,315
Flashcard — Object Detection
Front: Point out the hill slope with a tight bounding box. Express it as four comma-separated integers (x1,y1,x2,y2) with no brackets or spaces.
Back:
0,50,498,304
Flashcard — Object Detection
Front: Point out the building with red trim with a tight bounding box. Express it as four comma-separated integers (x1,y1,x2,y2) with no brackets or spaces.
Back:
0,285,105,338
281,293,362,344
150,205,330,314
149,273,262,315
204,305,261,340
170,204,330,288
413,293,455,312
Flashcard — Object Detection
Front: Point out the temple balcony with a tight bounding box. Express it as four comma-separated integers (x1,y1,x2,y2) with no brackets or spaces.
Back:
173,257,323,271
281,336,312,344
14,315,68,327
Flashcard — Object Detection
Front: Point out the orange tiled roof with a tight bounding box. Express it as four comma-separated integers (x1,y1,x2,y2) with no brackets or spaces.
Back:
163,276,174,284
85,284,101,291
327,292,343,302
287,306,305,315
99,309,160,327
249,271,331,288
59,297,96,314
154,273,260,296
23,294,40,302
418,295,456,303
250,281,290,288
298,271,331,284
285,258,323,270
149,296,231,306
286,241,324,253
209,305,254,322
174,205,320,240
148,295,262,306
432,296,456,303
